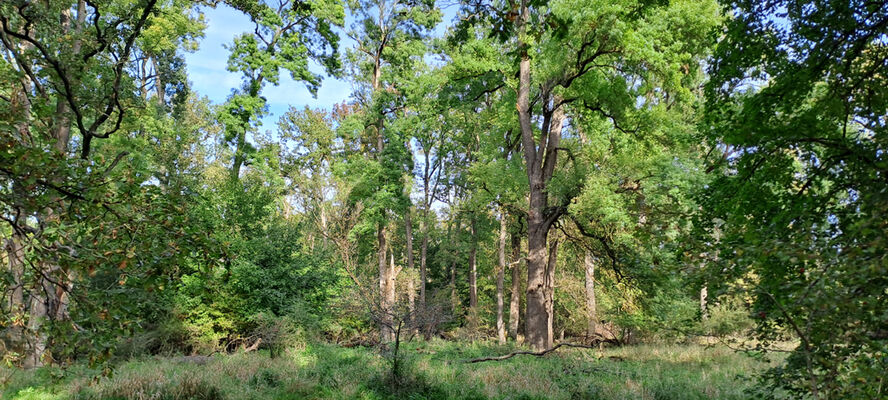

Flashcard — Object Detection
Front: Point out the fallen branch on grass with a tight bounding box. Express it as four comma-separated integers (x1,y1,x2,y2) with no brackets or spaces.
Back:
464,342,598,363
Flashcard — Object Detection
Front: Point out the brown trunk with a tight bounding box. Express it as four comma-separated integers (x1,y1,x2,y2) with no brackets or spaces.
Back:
4,217,24,311
516,0,565,346
4,236,25,357
517,26,548,349
469,217,478,310
545,237,558,349
525,223,548,350
509,232,521,340
584,250,597,337
496,211,508,343
50,2,84,154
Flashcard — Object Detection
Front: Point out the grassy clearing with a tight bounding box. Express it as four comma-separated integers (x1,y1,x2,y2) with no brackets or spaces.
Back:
1,340,779,400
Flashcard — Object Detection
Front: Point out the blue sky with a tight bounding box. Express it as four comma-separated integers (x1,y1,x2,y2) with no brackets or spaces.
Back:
183,4,459,131
184,4,354,131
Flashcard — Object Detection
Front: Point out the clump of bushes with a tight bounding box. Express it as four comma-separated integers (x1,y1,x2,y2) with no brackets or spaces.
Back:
700,302,754,338
72,372,223,400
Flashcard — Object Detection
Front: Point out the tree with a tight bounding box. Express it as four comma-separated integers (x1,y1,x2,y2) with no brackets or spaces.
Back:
342,0,439,342
0,0,169,367
456,0,719,350
220,0,343,179
703,0,888,397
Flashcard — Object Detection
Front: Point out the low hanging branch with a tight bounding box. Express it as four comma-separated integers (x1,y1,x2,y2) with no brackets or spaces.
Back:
464,342,597,364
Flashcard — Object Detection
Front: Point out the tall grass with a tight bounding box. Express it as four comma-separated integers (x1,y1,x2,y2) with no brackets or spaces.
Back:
1,340,779,400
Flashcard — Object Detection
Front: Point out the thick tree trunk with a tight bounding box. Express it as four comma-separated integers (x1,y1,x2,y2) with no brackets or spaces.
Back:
496,211,507,343
509,232,521,340
584,250,597,337
4,236,25,359
5,234,24,316
515,8,565,347
469,217,478,310
525,221,549,350
517,8,549,349
545,238,558,349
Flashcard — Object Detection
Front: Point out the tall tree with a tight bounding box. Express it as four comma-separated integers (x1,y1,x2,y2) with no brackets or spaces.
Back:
343,0,439,342
220,0,343,179
457,0,719,350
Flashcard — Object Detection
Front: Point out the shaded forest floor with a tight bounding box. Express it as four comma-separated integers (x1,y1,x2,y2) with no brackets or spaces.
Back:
2,340,780,400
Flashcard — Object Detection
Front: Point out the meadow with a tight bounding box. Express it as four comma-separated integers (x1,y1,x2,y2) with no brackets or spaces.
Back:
2,341,779,400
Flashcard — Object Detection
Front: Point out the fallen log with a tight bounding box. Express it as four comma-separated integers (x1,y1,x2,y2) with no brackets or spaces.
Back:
464,342,598,363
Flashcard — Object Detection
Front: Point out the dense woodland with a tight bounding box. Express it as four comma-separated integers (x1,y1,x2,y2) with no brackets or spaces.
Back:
1,0,886,398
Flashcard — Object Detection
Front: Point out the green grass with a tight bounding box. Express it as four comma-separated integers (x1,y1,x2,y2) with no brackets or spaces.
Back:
1,340,779,400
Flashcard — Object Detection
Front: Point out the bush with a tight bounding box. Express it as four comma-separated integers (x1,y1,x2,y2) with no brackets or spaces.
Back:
72,372,223,400
700,302,753,338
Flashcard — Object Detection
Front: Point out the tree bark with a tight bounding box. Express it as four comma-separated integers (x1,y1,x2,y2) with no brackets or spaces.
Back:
509,231,521,340
378,226,393,342
4,236,25,359
405,209,415,319
545,237,559,349
519,95,565,350
700,285,708,320
420,217,429,308
496,210,508,343
469,217,478,310
515,0,566,346
151,55,165,105
517,3,547,349
584,250,598,337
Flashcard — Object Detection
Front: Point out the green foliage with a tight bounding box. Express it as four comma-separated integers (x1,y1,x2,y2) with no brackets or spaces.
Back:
3,2,884,399
702,0,888,397
701,301,754,339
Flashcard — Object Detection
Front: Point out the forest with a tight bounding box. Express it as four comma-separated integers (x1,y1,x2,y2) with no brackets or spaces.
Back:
0,0,886,399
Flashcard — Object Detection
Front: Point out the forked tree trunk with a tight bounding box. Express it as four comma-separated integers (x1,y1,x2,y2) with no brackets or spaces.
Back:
584,250,597,337
496,210,508,343
508,232,522,340
520,98,565,350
